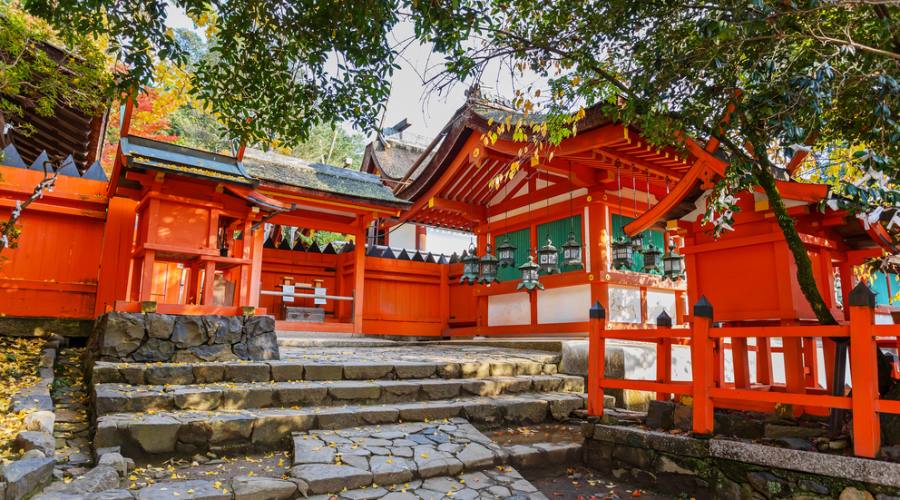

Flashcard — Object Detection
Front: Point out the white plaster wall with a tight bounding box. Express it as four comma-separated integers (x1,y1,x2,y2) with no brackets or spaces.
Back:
608,285,641,323
646,290,677,325
425,227,471,255
389,223,417,250
488,293,531,326
537,284,591,324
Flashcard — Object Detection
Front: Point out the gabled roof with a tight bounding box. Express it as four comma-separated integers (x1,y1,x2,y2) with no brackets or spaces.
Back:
242,148,408,207
120,135,256,185
361,133,439,189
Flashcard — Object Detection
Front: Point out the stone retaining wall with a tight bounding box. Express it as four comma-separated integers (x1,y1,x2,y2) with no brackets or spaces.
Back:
583,423,900,499
86,312,279,365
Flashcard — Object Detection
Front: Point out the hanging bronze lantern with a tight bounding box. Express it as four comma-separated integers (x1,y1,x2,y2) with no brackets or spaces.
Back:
561,232,583,268
612,236,634,270
663,244,685,280
496,237,517,268
537,235,560,274
517,255,544,291
630,232,645,254
459,245,480,284
479,243,499,284
642,242,662,273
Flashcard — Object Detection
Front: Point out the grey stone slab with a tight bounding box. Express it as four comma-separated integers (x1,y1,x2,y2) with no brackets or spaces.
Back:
393,363,437,379
290,463,373,494
293,436,336,464
2,456,55,500
220,386,274,410
231,476,297,500
329,382,382,401
370,455,414,485
173,388,223,411
251,411,315,446
709,439,900,489
128,415,181,454
304,364,344,381
343,363,394,380
224,363,271,383
455,442,496,470
268,362,304,381
134,480,230,500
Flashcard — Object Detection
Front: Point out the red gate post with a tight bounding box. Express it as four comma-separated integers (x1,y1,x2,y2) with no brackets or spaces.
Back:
656,310,673,401
848,282,880,458
587,301,606,416
691,296,715,435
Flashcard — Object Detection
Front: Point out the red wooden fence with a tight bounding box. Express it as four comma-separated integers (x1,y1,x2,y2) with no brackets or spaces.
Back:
587,282,900,459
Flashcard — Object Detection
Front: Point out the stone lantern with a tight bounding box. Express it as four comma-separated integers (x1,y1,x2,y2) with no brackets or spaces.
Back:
642,242,662,273
459,245,480,284
663,244,685,280
612,236,634,270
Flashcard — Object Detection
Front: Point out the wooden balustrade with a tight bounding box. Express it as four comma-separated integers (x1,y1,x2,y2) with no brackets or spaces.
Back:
586,282,900,459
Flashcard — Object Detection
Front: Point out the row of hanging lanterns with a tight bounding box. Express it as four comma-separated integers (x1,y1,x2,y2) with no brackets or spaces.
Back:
611,235,684,280
460,231,584,290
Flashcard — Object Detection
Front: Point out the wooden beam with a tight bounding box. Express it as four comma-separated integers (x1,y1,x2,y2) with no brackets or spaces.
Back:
428,197,486,222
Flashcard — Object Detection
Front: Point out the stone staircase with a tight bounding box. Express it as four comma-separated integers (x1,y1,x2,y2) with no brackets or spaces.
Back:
90,352,586,461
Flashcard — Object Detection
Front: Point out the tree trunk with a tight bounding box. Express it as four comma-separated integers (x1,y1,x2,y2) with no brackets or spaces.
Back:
754,163,838,325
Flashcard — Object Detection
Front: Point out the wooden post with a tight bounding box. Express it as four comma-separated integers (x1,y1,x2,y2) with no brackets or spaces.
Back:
439,264,450,334
757,337,773,385
732,337,751,389
246,223,265,308
656,310,673,401
94,196,138,316
848,282,880,458
352,216,369,334
691,296,715,435
783,337,806,393
137,250,156,302
201,260,216,305
587,301,606,416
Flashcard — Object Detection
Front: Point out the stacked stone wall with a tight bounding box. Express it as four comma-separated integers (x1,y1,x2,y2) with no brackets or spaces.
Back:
86,312,279,366
583,423,900,499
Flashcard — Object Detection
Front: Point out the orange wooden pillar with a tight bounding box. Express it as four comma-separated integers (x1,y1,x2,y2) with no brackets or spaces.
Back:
352,216,369,334
783,337,806,393
756,337,773,385
691,296,715,435
656,311,673,400
732,337,751,389
587,201,609,315
587,301,606,416
94,197,138,316
246,222,265,308
848,282,880,458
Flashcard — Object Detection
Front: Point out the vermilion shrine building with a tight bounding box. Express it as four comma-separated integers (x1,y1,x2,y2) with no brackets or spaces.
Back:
1,93,897,339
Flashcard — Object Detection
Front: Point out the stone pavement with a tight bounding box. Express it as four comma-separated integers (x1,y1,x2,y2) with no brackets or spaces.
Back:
51,348,93,478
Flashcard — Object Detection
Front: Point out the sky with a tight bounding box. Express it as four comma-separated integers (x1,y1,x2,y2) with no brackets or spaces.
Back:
164,4,530,142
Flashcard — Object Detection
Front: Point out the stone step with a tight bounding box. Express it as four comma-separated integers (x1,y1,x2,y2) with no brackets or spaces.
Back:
93,374,585,415
95,392,586,459
289,418,549,497
91,356,561,386
114,469,548,500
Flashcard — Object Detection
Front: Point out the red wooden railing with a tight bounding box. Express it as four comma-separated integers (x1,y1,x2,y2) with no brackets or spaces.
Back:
587,282,900,459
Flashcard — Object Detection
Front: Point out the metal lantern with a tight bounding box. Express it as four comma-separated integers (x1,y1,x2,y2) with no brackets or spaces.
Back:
642,242,662,273
516,255,544,291
496,237,517,268
663,244,685,280
630,232,645,254
561,232,583,268
612,236,634,270
478,243,499,284
459,245,480,284
537,235,560,274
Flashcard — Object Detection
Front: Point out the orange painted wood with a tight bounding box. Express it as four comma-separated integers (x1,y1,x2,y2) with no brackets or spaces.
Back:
782,337,806,396
113,301,264,316
95,197,138,316
600,378,693,395
875,398,900,415
0,167,108,319
756,337,773,385
709,388,851,409
352,218,368,334
692,314,715,434
849,304,880,458
731,337,750,389
275,320,354,333
588,307,606,416
711,325,849,338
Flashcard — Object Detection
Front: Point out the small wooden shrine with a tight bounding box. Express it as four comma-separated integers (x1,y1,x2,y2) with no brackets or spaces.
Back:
374,92,735,335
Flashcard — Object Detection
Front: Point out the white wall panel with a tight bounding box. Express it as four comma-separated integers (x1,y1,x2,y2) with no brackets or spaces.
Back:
537,284,590,324
487,293,531,326
608,285,641,323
